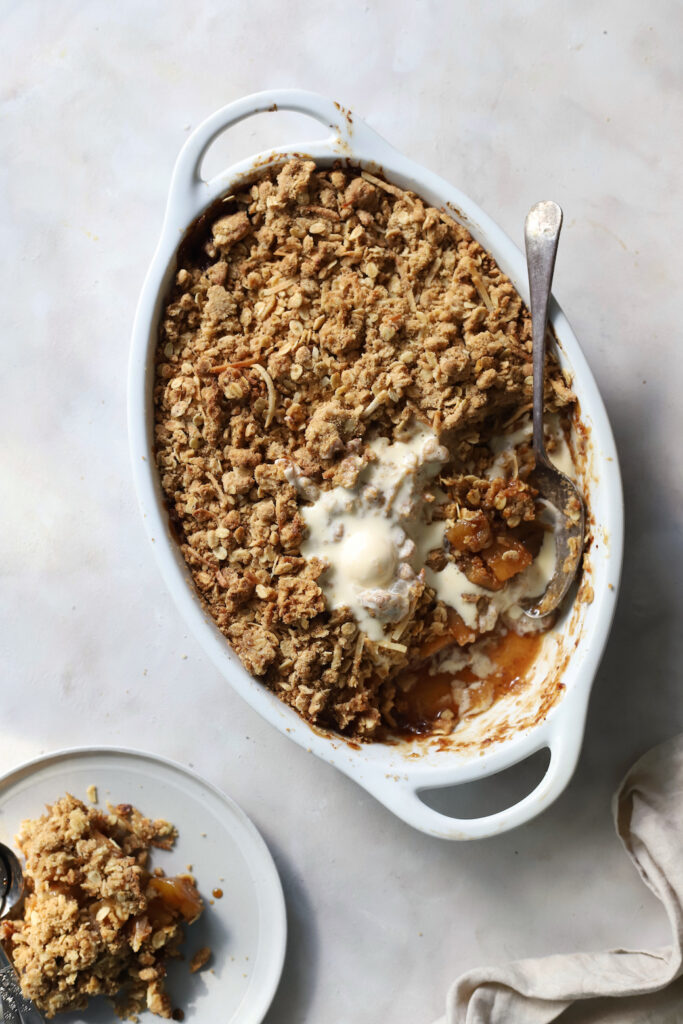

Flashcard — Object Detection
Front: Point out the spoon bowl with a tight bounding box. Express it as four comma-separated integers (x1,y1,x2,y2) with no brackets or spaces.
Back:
524,457,585,617
0,843,24,921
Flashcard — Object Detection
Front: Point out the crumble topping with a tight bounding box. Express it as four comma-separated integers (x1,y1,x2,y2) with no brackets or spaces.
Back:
0,795,205,1020
153,159,575,739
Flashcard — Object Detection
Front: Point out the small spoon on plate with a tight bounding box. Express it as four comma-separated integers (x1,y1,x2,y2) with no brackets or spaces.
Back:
0,844,23,923
522,201,585,618
0,842,44,1023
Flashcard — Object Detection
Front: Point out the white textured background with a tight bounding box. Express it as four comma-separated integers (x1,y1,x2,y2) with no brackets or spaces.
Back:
1,1,682,1021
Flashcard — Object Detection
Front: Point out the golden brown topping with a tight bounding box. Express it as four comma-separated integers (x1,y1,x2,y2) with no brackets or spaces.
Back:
154,159,575,740
212,210,251,249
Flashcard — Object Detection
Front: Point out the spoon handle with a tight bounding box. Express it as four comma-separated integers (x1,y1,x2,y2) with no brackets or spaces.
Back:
524,201,563,460
0,949,44,1022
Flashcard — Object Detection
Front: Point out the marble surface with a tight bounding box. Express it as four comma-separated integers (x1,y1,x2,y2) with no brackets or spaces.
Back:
2,1,682,1021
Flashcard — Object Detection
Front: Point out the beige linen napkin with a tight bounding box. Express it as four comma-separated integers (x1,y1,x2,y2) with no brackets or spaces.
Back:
437,734,683,1024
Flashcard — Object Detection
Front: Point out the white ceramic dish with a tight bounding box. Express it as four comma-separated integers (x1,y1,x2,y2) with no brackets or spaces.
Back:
128,89,624,840
0,748,286,1023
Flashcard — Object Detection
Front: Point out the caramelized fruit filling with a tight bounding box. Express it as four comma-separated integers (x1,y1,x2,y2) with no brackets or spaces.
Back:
392,510,548,734
148,874,204,922
394,629,543,735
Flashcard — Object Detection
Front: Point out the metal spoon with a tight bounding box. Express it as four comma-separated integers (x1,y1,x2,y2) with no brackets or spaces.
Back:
0,845,23,923
522,201,585,618
0,842,43,1023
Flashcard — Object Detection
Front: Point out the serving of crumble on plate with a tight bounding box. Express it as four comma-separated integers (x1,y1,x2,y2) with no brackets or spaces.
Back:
1,794,204,1020
0,749,285,1023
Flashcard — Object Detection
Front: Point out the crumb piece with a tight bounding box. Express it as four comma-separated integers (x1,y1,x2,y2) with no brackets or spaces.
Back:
190,946,212,973
86,784,98,804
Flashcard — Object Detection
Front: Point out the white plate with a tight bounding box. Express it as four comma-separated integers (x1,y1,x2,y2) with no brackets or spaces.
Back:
0,747,286,1024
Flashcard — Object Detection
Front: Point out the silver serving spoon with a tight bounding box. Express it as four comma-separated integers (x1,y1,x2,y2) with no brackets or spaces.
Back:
0,842,43,1023
522,201,585,618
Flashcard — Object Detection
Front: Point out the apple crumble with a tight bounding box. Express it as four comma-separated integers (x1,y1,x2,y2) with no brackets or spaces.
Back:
153,159,578,740
0,795,204,1020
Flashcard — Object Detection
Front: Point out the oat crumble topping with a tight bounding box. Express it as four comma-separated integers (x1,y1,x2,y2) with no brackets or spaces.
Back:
0,795,205,1020
153,159,575,740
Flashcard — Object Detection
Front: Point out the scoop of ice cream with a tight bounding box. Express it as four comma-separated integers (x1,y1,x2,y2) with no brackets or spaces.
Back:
340,526,398,588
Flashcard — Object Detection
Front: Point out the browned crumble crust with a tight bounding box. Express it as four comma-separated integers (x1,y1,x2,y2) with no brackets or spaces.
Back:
0,795,204,1020
153,159,574,739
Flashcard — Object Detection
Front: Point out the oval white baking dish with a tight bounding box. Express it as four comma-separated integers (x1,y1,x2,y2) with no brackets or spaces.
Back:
128,89,623,840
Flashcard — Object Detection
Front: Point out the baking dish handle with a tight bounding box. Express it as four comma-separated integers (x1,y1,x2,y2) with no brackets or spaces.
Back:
374,715,584,840
166,88,399,222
